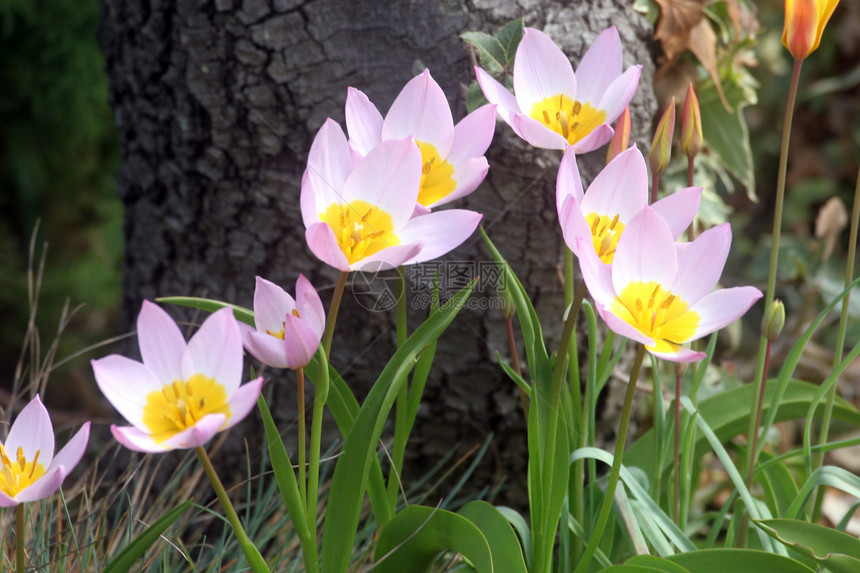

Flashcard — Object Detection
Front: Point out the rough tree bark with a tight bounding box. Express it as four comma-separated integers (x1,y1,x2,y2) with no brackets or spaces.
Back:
99,0,656,505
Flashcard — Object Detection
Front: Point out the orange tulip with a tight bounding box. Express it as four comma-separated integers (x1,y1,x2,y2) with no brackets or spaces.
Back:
782,0,840,60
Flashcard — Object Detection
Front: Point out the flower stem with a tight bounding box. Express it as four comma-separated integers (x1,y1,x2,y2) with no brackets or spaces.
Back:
746,57,803,479
16,503,25,573
195,446,270,572
308,348,329,545
321,271,348,358
387,267,410,508
297,367,307,508
674,368,682,523
650,171,661,205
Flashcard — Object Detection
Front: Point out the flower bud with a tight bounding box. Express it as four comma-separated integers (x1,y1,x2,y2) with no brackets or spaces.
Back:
648,97,676,175
782,0,840,61
606,106,631,165
681,84,703,159
761,299,786,342
498,270,516,320
674,361,688,379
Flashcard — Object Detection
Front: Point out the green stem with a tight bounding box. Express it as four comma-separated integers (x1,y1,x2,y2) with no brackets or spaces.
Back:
297,367,307,509
564,247,575,305
196,446,270,572
687,156,695,188
387,267,410,508
650,170,661,205
308,350,329,546
574,345,647,573
674,368,682,524
746,57,803,479
812,163,860,519
506,316,529,420
321,271,348,358
16,503,25,573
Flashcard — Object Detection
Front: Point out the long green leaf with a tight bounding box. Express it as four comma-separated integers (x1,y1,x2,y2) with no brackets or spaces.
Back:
458,501,529,573
626,554,690,572
786,466,860,518
320,280,476,573
667,548,814,573
102,500,192,573
156,296,254,326
756,518,860,573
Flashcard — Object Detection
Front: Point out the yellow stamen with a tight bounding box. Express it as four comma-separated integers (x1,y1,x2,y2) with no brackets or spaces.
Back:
0,443,47,497
530,94,606,145
585,212,627,264
611,281,700,355
321,199,400,265
142,374,231,444
415,140,456,206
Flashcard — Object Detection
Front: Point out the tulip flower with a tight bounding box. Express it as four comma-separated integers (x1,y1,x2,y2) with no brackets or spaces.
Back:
681,84,703,159
92,302,264,452
557,145,701,265
346,70,495,209
243,275,325,369
648,97,676,175
783,0,840,60
475,26,641,152
577,207,762,362
606,106,631,164
301,119,482,272
0,396,89,507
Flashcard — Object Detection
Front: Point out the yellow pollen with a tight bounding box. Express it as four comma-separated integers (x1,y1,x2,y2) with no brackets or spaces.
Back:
266,323,286,340
0,443,47,497
611,281,700,355
415,140,456,206
321,199,399,265
529,94,607,145
142,374,231,444
585,212,627,264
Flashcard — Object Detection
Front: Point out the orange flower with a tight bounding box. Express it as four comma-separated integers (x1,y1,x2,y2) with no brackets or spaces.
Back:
782,0,840,60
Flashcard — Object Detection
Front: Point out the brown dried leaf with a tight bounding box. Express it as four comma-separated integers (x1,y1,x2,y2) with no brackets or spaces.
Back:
815,196,848,261
688,18,731,111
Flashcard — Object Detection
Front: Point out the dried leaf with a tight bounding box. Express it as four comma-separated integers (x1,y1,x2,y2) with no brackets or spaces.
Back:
688,17,731,111
815,196,848,261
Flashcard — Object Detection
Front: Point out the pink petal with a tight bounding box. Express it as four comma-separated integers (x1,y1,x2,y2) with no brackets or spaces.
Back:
301,170,321,228
475,67,521,125
688,286,763,340
137,301,186,385
513,28,577,115
671,223,731,303
343,138,422,229
92,355,163,429
306,222,352,272
651,186,702,239
447,103,496,166
14,466,65,503
296,274,326,339
575,26,623,106
510,113,569,150
570,124,614,153
244,331,290,369
253,276,296,335
111,425,171,453
556,146,585,219
222,378,265,431
382,69,454,157
611,207,678,295
398,210,482,265
580,145,648,223
46,422,90,477
597,65,643,125
352,242,425,272
5,396,54,463
575,237,617,310
183,307,243,395
432,157,489,208
284,314,321,368
345,87,383,156
602,309,657,348
559,195,592,257
163,414,226,450
0,490,19,507
649,346,707,363
305,119,353,214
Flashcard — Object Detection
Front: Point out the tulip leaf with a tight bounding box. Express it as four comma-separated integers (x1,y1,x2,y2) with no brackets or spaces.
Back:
625,555,690,573
666,548,815,573
156,296,255,327
756,518,860,573
496,18,524,67
461,31,506,73
458,501,529,572
102,500,192,573
320,279,476,573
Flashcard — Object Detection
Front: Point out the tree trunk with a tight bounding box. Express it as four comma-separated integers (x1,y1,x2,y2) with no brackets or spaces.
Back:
99,0,656,506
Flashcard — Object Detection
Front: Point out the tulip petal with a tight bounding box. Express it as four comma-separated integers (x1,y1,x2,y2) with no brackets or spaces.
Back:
580,145,648,222
304,119,354,218
513,28,577,114
5,396,54,463
352,242,425,272
556,146,585,218
163,414,226,450
14,466,65,503
510,113,569,150
560,195,592,257
570,124,614,154
671,224,731,303
399,210,482,265
184,307,243,395
447,103,496,166
597,65,642,124
345,87,383,156
611,208,677,294
46,422,90,478
0,490,19,507
688,287,763,340
576,237,618,309
433,157,489,208
575,26,623,106
602,308,657,347
284,314,322,367
222,377,265,431
649,345,707,363
91,355,163,429
111,425,171,453
253,276,296,335
137,301,186,384
651,186,701,239
296,274,326,339
306,222,352,272
383,69,454,157
244,331,290,369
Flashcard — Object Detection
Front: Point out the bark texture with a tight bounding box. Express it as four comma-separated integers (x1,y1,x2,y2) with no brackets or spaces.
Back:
100,0,656,505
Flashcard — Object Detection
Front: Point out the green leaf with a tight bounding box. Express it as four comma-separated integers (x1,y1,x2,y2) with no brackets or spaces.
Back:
756,519,860,573
320,280,476,573
458,501,528,573
786,466,860,518
496,18,524,67
667,548,815,573
156,296,255,327
466,79,490,112
625,555,690,573
373,505,494,572
102,500,192,573
461,31,506,73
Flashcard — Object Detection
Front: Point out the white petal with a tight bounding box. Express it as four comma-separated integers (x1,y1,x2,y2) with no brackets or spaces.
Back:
671,223,731,303
513,28,577,114
222,378,265,431
382,69,454,157
575,26,623,105
137,300,186,384
91,355,162,429
5,396,54,463
253,276,296,335
183,307,244,395
611,207,678,295
399,210,482,264
345,87,383,156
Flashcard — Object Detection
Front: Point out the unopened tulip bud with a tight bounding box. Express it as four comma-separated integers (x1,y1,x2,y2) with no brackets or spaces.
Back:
782,0,840,61
606,106,631,165
498,271,516,320
681,84,703,159
674,361,688,378
649,97,676,175
762,299,786,341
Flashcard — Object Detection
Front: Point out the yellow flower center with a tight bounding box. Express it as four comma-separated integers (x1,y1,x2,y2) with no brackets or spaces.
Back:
586,212,626,264
265,310,300,340
0,444,46,497
142,375,231,444
321,199,399,264
415,140,456,207
611,281,700,355
529,95,607,145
